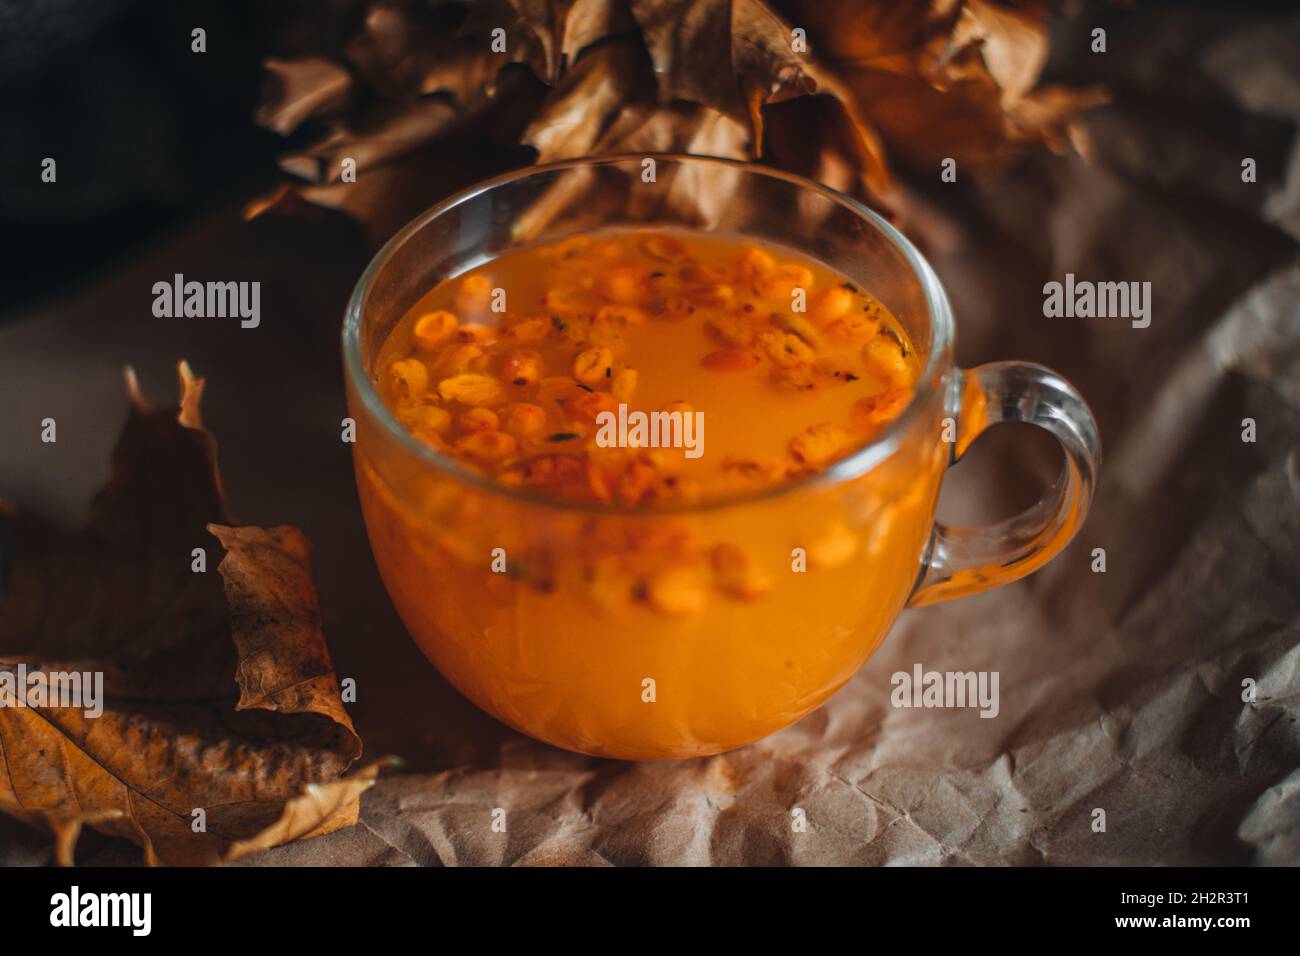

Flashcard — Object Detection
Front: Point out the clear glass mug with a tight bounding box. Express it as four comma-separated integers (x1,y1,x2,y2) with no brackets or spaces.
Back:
343,155,1100,760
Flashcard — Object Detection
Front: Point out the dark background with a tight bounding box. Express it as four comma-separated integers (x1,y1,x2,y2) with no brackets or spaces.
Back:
3,0,1293,316
0,0,275,310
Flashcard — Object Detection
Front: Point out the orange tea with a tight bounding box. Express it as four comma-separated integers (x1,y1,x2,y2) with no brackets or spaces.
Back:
360,228,941,758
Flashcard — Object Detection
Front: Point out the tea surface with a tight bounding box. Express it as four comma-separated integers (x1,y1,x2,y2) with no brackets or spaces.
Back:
376,228,920,506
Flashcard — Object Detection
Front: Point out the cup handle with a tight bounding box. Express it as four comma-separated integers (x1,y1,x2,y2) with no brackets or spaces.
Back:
907,361,1102,608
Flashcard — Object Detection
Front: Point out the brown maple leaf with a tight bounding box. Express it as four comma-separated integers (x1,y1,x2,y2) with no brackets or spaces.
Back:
0,363,382,866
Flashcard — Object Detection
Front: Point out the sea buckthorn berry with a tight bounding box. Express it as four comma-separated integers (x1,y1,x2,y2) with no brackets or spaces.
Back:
660,296,696,321
544,286,588,316
434,343,489,376
756,263,813,302
537,375,582,406
721,455,788,484
572,346,615,386
678,263,730,284
758,330,816,368
616,461,657,506
642,235,688,261
776,365,820,393
505,318,548,341
701,347,760,371
596,304,647,326
584,557,630,611
578,318,628,351
566,390,619,424
413,310,459,351
454,429,517,462
501,403,548,440
459,407,499,432
406,403,451,435
387,358,429,400
591,239,623,261
706,312,758,346
519,454,585,486
646,269,676,291
807,525,860,568
662,400,695,418
437,373,508,406
773,313,823,349
737,247,775,279
453,323,494,345
455,274,493,316
863,333,911,387
825,311,881,343
686,284,735,308
711,543,772,599
646,564,708,616
553,236,592,260
851,387,913,432
501,349,543,386
611,367,639,401
789,422,856,466
809,286,854,323
600,268,644,305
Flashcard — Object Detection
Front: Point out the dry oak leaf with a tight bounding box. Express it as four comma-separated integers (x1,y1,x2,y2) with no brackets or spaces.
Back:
0,362,380,866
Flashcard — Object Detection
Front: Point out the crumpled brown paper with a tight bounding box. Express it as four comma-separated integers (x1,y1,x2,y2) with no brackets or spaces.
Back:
1,3,1297,866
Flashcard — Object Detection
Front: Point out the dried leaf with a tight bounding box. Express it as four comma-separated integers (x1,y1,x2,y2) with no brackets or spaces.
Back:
250,0,1104,233
251,0,894,225
522,37,655,162
278,98,461,185
0,363,379,865
548,0,639,70
791,0,1108,167
257,56,354,135
953,0,1049,103
338,0,565,105
514,101,750,242
627,0,745,119
223,759,397,862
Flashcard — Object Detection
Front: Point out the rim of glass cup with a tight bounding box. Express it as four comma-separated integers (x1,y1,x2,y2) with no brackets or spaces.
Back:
343,153,955,516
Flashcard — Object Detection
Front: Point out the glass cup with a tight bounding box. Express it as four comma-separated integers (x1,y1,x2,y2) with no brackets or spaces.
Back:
343,155,1100,760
